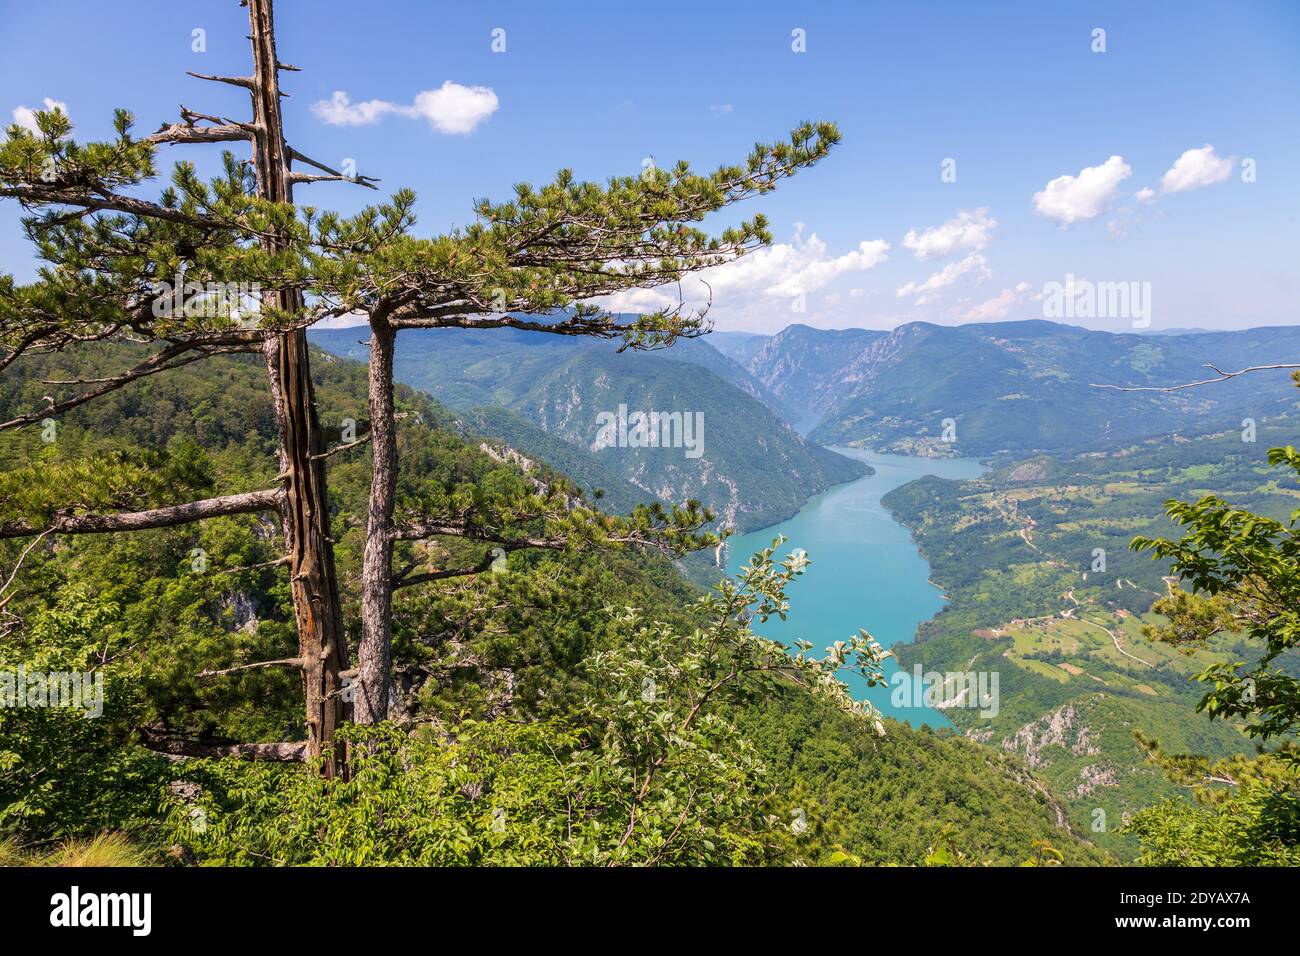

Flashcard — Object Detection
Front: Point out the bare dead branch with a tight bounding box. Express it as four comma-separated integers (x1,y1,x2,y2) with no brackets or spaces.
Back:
146,106,254,146
185,70,257,91
211,555,290,576
0,488,284,540
139,728,306,761
0,529,51,611
287,148,379,189
310,433,372,460
199,655,305,677
1090,363,1300,392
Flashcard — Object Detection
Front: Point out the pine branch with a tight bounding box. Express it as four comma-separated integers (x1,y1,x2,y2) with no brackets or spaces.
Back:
392,519,566,550
392,547,513,590
0,182,223,228
392,514,712,556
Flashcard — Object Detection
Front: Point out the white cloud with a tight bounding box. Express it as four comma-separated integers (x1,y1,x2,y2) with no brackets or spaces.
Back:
896,253,990,302
311,92,392,126
311,81,498,134
601,231,890,327
709,104,734,115
1134,186,1156,204
12,97,68,133
600,287,676,315
1160,144,1233,193
314,310,369,329
960,281,1031,321
765,236,891,297
1032,155,1131,225
902,208,996,260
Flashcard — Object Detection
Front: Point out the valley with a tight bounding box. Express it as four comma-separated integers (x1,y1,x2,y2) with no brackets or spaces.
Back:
310,326,864,533
311,317,1300,862
312,318,1300,861
722,449,986,724
882,415,1300,857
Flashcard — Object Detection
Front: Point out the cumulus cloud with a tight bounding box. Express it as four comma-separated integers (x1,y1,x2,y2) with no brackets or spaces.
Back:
12,97,68,133
1160,144,1233,193
764,235,891,297
960,281,1032,321
600,230,890,326
1134,187,1156,204
902,208,997,260
599,287,677,316
896,253,990,303
1032,155,1131,225
311,82,498,134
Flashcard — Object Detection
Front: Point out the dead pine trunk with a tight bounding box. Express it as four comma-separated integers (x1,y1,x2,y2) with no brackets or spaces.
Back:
355,314,398,724
246,0,350,776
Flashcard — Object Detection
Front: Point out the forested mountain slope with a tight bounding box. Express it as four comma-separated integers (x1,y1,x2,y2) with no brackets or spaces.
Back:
0,343,1104,865
311,326,865,532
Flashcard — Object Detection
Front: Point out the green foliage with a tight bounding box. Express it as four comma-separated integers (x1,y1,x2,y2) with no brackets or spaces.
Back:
168,541,885,866
1133,443,1300,750
0,589,172,837
1128,738,1300,874
1119,424,1300,865
168,721,579,866
738,689,1110,866
0,337,1100,867
1125,780,1300,866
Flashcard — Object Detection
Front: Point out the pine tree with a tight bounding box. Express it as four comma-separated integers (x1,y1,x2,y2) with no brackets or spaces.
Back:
0,0,839,774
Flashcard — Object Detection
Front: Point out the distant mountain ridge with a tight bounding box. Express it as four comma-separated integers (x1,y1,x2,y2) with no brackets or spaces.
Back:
714,320,1300,458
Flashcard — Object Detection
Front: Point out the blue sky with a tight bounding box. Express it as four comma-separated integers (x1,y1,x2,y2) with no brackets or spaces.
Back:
2,0,1298,333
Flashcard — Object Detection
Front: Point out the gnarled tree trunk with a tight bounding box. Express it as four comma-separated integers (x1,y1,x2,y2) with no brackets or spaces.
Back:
247,0,350,775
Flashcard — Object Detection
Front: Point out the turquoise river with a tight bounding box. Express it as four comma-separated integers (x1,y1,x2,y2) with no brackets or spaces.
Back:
724,448,985,727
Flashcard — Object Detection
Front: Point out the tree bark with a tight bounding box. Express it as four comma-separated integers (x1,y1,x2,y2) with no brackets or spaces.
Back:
246,0,350,775
354,316,397,723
